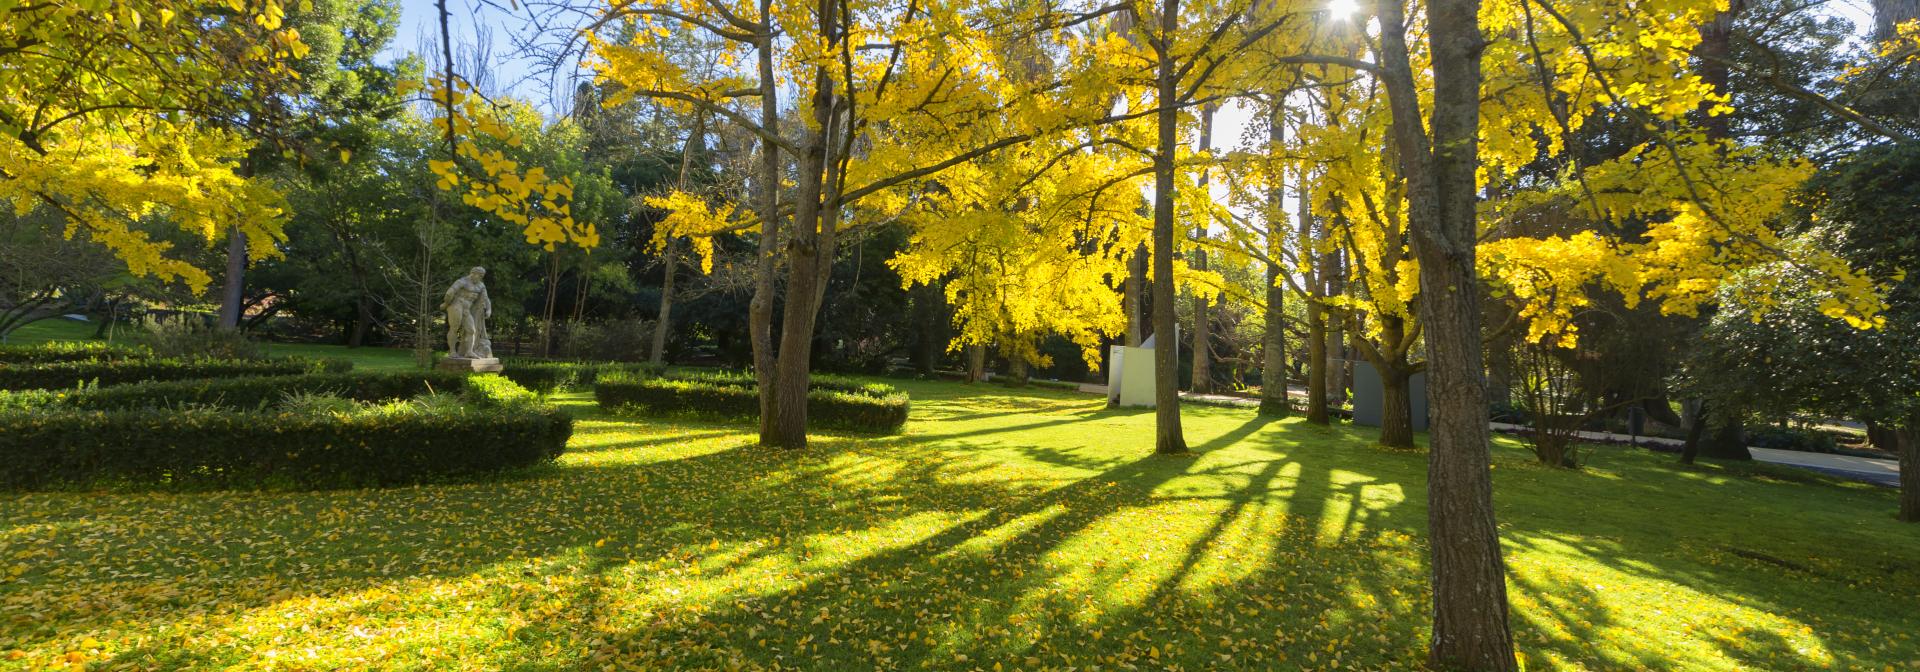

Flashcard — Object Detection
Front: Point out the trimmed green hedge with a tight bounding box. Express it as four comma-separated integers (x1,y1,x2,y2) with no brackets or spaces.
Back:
0,374,570,490
32,370,468,411
0,356,350,391
499,360,665,394
0,341,152,365
0,404,570,490
595,371,908,434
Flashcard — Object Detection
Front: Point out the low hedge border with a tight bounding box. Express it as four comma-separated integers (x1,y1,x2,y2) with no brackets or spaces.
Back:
500,360,665,394
22,370,469,411
595,371,908,434
0,342,152,365
0,374,570,490
0,356,350,391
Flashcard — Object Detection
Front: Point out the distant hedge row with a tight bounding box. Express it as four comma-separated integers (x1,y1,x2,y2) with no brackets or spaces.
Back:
0,341,152,365
500,359,665,394
594,370,908,434
0,371,570,490
0,356,350,391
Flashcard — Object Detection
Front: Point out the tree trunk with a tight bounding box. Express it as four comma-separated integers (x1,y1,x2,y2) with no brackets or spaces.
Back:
1324,252,1348,407
1693,1,1743,141
1874,0,1920,41
1680,399,1709,465
1126,243,1148,346
1009,358,1029,387
350,294,373,348
1377,0,1516,667
966,343,986,382
1149,0,1187,455
217,228,247,330
1301,182,1329,425
1898,415,1918,522
1260,100,1288,418
749,7,783,445
1260,258,1289,417
1189,105,1216,395
1486,335,1514,408
767,30,839,448
1378,365,1416,449
1868,422,1899,451
1701,412,1752,460
652,239,676,365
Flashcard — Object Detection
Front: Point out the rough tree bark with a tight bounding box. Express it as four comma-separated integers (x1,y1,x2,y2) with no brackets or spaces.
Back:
1899,415,1918,522
767,11,841,448
217,229,247,330
749,3,782,445
1125,245,1148,346
1149,0,1187,454
1875,0,1920,41
1377,0,1517,666
1378,364,1414,448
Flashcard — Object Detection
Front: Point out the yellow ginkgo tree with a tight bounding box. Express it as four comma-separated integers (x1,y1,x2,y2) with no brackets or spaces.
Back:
0,0,308,292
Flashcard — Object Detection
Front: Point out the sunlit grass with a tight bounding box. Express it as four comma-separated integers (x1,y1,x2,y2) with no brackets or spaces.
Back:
1,357,1915,670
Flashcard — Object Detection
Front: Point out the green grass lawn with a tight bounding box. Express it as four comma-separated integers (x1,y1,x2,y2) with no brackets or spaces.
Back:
2,359,1916,670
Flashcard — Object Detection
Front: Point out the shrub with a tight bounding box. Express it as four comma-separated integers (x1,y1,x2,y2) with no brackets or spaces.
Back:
1746,426,1839,453
595,371,908,433
0,401,571,490
0,341,151,365
0,357,350,392
133,316,265,360
462,374,541,407
500,360,664,394
43,370,466,411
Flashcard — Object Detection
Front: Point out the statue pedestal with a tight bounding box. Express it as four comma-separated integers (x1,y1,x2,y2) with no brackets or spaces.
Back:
438,357,503,373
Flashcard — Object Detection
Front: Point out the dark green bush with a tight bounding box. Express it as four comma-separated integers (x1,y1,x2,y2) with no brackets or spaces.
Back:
44,370,467,411
1746,426,1840,453
132,316,265,360
0,342,152,365
0,356,346,391
0,402,571,490
595,371,908,433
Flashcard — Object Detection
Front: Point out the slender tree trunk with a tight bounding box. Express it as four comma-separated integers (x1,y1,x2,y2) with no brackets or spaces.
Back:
1190,105,1216,394
1260,100,1289,417
966,343,987,382
1126,244,1148,346
1149,0,1187,455
1378,0,1516,666
1302,188,1330,425
749,8,782,444
1324,253,1348,407
217,228,247,330
1260,260,1289,416
1009,357,1029,387
652,239,676,365
1898,415,1918,522
350,295,372,348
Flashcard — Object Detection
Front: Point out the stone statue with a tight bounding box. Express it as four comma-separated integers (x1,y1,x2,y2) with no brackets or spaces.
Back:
442,266,494,361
